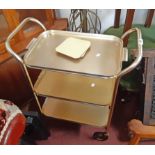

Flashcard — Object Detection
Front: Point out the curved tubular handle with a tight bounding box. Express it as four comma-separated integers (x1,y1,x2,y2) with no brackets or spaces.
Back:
5,17,46,64
119,28,143,77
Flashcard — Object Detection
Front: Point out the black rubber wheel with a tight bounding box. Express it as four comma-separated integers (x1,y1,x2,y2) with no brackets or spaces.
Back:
92,132,109,141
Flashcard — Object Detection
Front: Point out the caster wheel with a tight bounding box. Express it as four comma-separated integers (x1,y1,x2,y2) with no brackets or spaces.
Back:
92,132,109,141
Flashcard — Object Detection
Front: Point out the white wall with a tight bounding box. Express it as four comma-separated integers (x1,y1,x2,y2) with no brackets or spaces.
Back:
56,9,155,33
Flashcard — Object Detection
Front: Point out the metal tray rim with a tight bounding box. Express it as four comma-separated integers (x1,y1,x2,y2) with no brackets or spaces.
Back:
23,30,123,77
39,29,123,43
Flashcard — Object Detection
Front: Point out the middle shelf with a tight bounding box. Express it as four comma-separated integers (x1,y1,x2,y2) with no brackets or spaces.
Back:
34,70,116,106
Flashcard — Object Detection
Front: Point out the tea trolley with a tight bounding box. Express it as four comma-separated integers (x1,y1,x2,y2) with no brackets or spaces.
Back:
6,17,143,140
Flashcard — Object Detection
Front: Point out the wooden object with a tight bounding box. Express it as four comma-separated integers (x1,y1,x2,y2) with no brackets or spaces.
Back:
143,56,155,125
0,9,68,63
132,49,155,125
128,119,155,145
0,9,68,108
145,9,155,28
114,9,121,28
0,51,34,107
114,9,135,47
123,9,135,47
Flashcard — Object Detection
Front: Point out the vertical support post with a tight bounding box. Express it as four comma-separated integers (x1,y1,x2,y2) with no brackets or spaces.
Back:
114,9,121,28
144,9,154,28
123,9,135,47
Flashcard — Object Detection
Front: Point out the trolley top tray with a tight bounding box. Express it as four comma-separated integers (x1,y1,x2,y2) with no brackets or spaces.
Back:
24,30,124,77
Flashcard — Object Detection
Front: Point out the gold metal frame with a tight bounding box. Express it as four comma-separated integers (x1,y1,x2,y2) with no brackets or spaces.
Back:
5,17,143,130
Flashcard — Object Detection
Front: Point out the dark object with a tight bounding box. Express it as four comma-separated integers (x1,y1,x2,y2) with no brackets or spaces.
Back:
120,89,134,104
92,132,109,141
23,111,50,140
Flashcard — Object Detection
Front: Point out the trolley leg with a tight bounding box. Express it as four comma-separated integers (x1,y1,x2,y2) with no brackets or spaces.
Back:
23,65,42,112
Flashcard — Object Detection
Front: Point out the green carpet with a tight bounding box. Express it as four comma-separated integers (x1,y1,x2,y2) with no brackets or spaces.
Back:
104,25,155,91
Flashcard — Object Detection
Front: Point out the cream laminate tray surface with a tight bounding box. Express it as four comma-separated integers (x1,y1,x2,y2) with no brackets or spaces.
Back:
42,97,110,127
34,70,116,105
24,30,123,77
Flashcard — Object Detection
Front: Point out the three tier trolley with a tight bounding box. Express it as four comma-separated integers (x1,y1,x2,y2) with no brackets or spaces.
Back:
5,17,143,140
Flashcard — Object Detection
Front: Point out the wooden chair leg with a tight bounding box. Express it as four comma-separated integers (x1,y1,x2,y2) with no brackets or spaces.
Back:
114,9,121,28
123,9,135,47
129,134,141,145
144,9,154,28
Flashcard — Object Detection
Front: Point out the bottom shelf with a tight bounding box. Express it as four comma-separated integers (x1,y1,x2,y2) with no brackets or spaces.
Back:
42,98,110,127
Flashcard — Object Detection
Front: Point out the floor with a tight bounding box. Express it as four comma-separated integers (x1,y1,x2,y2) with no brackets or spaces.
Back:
21,90,155,145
